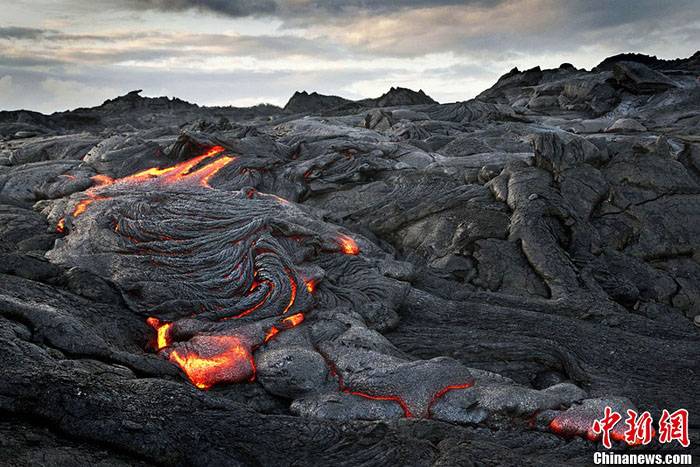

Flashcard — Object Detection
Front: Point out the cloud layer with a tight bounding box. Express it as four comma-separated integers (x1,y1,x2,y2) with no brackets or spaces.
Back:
1,0,698,113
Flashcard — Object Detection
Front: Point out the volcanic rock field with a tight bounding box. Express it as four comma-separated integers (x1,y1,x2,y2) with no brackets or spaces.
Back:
1,52,699,466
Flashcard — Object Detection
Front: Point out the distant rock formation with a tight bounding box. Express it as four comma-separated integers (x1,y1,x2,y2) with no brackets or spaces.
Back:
612,61,679,94
368,87,437,107
594,51,700,72
283,91,351,114
283,87,438,115
95,90,199,113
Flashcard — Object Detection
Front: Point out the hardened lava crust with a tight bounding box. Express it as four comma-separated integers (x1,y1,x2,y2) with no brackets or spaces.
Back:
1,53,699,466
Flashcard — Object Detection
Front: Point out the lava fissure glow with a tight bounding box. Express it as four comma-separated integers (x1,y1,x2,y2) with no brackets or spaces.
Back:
347,390,413,418
318,348,473,419
263,313,305,344
72,196,109,218
426,382,474,416
147,317,173,350
224,281,273,320
282,269,297,314
114,145,230,187
281,313,304,327
168,335,255,389
263,326,280,343
61,146,231,229
337,234,360,255
305,278,317,293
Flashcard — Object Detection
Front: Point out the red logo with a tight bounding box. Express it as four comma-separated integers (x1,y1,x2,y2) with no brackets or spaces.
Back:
590,407,689,449
591,406,623,449
623,410,655,446
658,409,690,447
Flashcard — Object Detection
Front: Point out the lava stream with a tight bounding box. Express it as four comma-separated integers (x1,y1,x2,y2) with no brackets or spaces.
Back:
168,335,256,389
337,235,360,255
58,145,232,230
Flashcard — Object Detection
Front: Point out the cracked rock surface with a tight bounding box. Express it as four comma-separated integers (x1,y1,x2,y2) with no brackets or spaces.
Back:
1,52,700,466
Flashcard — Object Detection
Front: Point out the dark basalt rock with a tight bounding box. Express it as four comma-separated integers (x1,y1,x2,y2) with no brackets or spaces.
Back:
1,51,699,466
370,87,437,107
284,87,437,115
594,51,700,72
612,61,679,94
283,91,351,114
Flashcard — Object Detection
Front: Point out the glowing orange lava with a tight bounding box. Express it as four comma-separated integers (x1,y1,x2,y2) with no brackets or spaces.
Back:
61,146,231,232
282,270,297,314
113,145,230,187
197,156,235,187
72,197,98,217
263,313,305,344
169,335,255,389
225,281,273,320
337,235,359,255
56,218,65,233
91,174,114,186
146,317,172,351
86,145,230,192
427,382,474,415
282,313,304,327
320,350,473,419
430,383,474,403
263,326,280,343
305,279,317,293
347,391,413,417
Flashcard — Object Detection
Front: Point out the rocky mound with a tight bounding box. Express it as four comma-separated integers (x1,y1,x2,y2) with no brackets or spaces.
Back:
368,86,438,107
283,91,351,114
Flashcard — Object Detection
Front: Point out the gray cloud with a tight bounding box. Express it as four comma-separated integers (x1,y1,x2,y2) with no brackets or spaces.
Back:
0,26,53,39
125,0,277,16
125,0,498,17
115,0,700,63
1,0,698,113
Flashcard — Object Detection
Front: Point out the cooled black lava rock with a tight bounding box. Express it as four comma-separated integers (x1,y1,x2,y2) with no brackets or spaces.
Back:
1,51,699,466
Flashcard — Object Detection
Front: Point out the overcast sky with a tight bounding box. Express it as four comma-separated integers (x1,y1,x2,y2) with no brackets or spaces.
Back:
1,0,698,113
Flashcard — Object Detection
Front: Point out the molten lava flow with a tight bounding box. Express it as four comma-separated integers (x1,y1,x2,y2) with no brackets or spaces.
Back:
56,218,65,233
80,145,230,198
337,235,360,255
347,391,413,418
72,197,107,218
147,317,172,351
223,281,273,320
59,147,233,232
197,156,235,188
305,279,317,294
91,174,114,186
318,352,412,417
427,382,474,415
263,326,280,343
169,335,255,389
263,313,305,344
282,270,297,314
108,145,230,187
319,350,473,419
282,313,304,327
129,166,176,180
